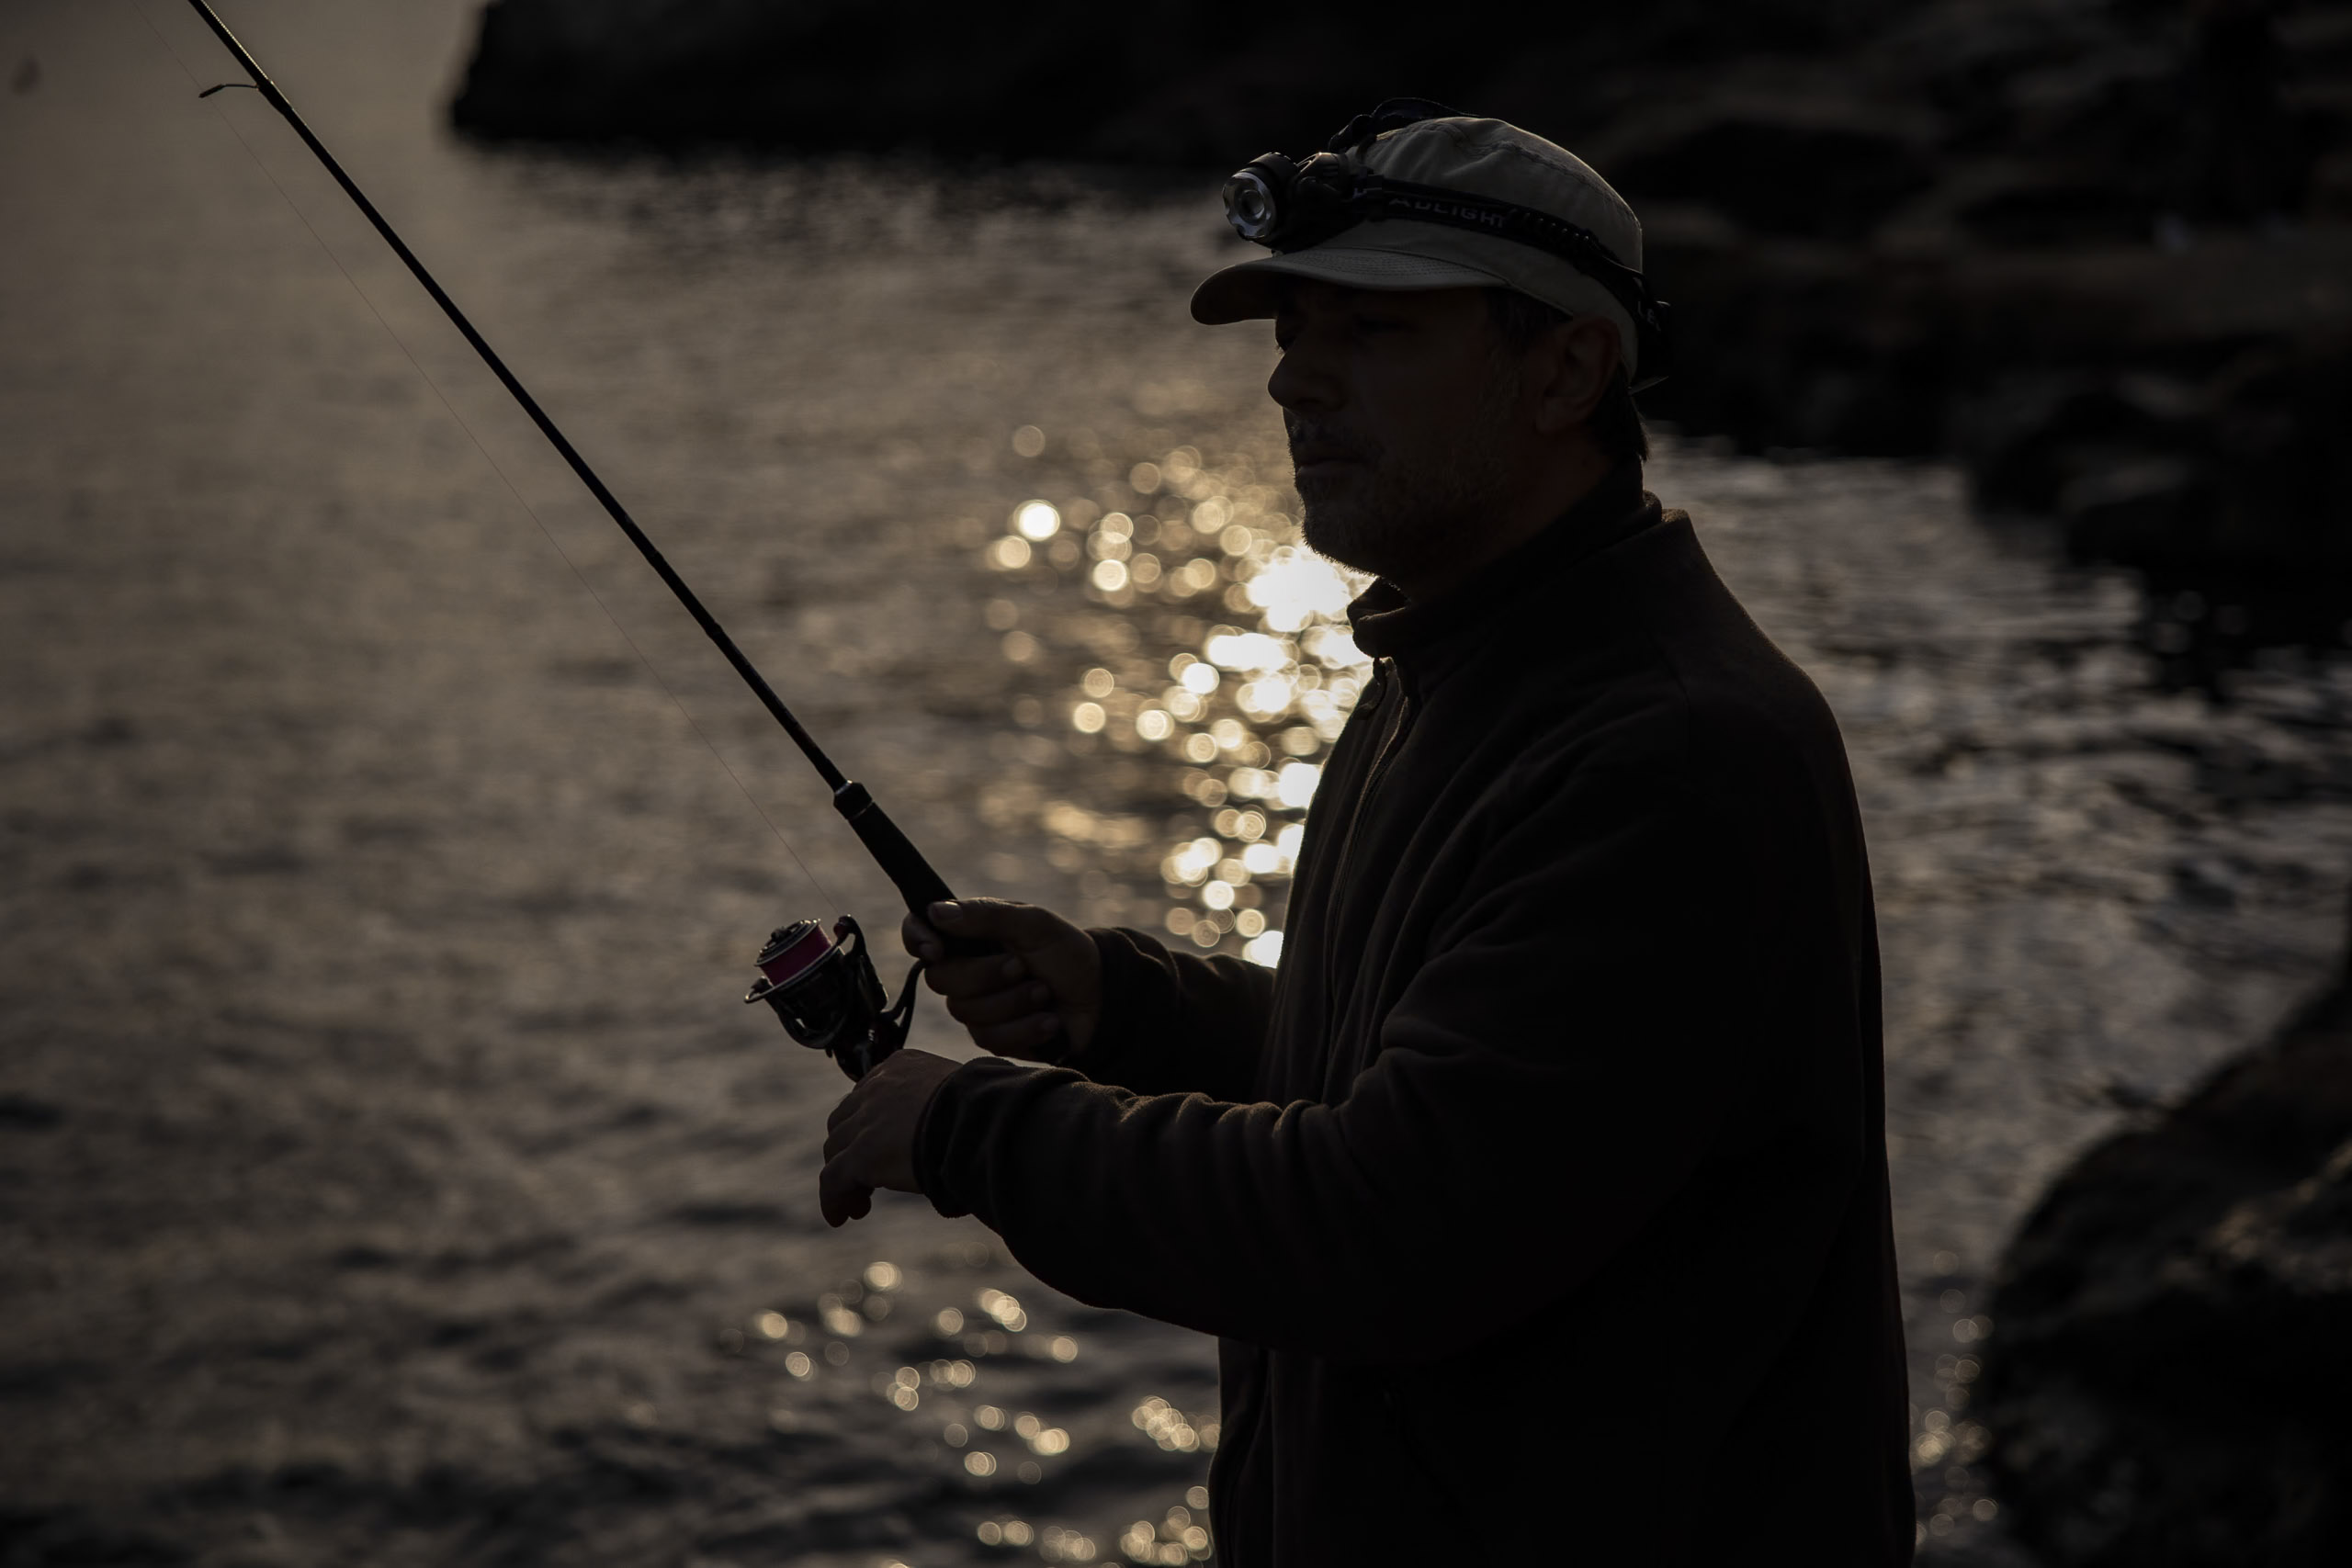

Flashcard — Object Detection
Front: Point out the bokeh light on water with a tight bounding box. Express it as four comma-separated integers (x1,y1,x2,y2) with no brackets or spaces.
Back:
977,431,1369,964
733,1247,1218,1564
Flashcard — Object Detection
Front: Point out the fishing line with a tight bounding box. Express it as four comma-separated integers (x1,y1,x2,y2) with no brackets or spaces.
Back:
124,0,842,908
133,1,987,1078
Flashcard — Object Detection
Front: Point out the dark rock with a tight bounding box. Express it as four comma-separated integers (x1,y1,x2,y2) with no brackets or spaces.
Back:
1962,373,2196,514
2062,455,2209,570
1955,165,2169,248
1978,931,2352,1567
1581,95,1940,244
451,0,1159,159
0,1092,63,1130
0,1506,190,1564
448,0,2348,223
2037,335,2352,668
448,0,1919,164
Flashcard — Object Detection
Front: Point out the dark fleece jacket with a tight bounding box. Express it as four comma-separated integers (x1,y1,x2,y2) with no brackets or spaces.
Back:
915,467,1915,1566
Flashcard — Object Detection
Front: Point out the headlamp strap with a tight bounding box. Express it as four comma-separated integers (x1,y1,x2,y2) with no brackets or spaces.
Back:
1328,173,1665,337
1324,96,1465,155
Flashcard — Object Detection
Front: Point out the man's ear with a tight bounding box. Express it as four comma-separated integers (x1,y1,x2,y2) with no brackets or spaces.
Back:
1530,316,1623,437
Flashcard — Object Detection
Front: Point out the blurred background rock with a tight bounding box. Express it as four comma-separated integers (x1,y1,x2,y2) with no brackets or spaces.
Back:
456,0,2352,682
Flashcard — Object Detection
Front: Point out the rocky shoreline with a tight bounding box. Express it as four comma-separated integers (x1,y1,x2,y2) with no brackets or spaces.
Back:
449,0,2352,672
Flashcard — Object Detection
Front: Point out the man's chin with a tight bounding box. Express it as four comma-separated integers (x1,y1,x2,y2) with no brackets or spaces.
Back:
1298,505,1383,579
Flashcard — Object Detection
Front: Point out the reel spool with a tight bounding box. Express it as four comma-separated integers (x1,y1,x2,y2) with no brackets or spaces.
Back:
744,916,923,1080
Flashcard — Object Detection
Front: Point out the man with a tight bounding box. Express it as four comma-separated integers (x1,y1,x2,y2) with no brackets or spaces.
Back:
820,106,1915,1564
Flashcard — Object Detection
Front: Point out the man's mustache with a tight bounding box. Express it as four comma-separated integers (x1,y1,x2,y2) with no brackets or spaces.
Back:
1284,417,1376,468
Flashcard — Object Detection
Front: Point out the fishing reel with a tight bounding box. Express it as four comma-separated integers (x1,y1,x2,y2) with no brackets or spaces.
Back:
744,915,924,1080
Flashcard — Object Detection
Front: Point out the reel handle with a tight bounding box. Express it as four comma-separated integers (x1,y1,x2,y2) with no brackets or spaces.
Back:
831,782,992,960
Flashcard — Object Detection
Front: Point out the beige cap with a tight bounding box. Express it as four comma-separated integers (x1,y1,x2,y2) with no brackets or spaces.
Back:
1191,116,1647,377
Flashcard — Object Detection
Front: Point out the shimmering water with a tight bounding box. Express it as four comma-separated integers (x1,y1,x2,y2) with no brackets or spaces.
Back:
7,4,2352,1565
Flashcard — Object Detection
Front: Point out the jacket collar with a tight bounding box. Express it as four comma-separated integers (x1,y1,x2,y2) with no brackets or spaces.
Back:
1345,462,1660,675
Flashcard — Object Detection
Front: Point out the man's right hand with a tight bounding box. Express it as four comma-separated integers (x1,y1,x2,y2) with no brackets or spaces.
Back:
903,898,1102,1062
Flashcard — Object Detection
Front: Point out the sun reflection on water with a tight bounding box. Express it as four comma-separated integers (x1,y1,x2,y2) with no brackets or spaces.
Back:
746,1253,1212,1564
981,436,1365,965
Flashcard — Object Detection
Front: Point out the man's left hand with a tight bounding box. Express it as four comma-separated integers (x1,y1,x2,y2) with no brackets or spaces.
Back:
820,1048,963,1227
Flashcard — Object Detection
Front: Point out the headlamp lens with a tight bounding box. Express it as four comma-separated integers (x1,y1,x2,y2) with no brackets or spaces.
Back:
1222,169,1281,243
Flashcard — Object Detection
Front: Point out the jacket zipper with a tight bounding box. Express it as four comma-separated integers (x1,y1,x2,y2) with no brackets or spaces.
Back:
1321,657,1414,1016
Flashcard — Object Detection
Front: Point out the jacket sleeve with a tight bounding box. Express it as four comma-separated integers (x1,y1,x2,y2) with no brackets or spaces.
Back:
1053,927,1274,1101
913,764,1797,1362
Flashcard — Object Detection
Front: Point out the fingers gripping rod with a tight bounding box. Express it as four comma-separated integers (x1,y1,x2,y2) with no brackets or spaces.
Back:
178,0,956,919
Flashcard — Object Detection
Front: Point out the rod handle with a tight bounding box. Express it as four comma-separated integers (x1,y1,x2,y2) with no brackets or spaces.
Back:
831,783,990,959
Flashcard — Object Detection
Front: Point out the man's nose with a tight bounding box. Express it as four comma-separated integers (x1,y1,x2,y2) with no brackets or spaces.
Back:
1267,335,1341,416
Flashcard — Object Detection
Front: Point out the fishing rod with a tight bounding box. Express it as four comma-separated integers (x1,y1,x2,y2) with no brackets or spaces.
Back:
178,0,967,1079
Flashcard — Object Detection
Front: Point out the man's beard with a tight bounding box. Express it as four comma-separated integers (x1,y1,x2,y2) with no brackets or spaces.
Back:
1286,374,1519,587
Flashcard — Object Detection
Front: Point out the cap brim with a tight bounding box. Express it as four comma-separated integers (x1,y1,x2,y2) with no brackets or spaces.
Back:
1189,246,1509,324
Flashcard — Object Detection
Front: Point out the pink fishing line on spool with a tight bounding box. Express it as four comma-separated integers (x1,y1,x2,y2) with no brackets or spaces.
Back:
755,920,837,988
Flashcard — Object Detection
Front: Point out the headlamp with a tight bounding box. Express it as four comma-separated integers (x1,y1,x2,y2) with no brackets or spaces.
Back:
1222,156,1291,243
1220,152,1365,254
1218,99,1675,389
